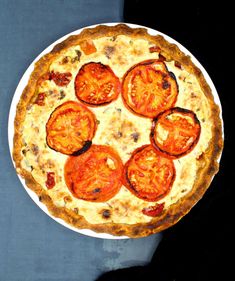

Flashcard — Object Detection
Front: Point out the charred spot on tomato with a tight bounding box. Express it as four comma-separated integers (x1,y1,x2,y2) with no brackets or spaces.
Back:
162,80,170,89
93,188,101,194
71,140,92,156
70,182,75,193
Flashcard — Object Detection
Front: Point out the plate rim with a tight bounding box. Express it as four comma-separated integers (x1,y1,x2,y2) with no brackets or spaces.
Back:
8,22,223,239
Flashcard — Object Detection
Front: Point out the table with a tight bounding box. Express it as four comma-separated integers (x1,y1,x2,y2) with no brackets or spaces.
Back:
0,1,161,280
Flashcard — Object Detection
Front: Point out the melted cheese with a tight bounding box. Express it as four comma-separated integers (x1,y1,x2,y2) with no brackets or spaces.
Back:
21,35,213,224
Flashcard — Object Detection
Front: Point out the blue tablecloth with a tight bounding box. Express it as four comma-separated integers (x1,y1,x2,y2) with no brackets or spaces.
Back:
0,1,161,280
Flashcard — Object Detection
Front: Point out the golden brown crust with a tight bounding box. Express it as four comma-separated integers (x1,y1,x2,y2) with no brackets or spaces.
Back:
13,24,223,238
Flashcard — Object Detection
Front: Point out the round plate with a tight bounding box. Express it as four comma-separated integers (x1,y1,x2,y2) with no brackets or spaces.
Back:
8,22,223,239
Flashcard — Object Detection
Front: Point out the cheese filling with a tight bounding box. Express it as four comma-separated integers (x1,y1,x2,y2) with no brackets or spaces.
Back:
21,35,213,224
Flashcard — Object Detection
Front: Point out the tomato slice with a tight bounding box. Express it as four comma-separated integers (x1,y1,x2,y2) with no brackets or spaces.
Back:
124,145,175,202
64,145,124,202
122,60,178,118
151,107,201,158
75,62,121,106
46,101,97,155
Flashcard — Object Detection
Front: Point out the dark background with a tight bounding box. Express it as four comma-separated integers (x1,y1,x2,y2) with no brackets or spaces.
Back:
97,1,233,281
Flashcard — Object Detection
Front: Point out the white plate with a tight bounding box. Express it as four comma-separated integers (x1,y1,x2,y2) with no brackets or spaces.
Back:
8,22,223,239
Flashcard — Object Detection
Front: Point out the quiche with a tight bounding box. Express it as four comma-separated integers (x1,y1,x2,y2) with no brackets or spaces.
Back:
13,24,223,238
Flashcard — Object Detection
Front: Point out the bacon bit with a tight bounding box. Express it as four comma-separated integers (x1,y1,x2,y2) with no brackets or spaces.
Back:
45,172,55,189
174,61,182,69
149,46,161,53
80,39,97,55
104,46,115,59
196,152,204,160
162,80,170,89
61,56,69,64
142,203,165,217
59,90,66,100
71,50,82,63
131,132,140,142
191,92,197,98
50,71,72,86
35,92,46,106
158,54,166,62
31,144,39,155
101,209,111,219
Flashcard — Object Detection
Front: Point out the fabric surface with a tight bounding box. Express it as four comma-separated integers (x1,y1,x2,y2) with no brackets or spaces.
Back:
0,1,161,280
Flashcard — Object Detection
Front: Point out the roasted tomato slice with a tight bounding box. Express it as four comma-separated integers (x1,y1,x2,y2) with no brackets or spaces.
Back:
64,145,123,202
124,145,175,202
122,60,178,118
151,107,201,158
75,62,121,106
46,101,97,155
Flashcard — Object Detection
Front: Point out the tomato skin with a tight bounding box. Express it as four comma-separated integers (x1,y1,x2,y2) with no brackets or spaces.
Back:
50,71,72,86
151,107,201,159
124,145,175,202
79,40,97,55
142,203,165,217
46,101,97,155
64,145,124,202
122,60,178,118
46,172,55,189
35,92,46,106
75,62,121,106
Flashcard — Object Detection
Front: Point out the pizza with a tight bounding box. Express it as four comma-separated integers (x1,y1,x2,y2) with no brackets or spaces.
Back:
13,24,223,238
